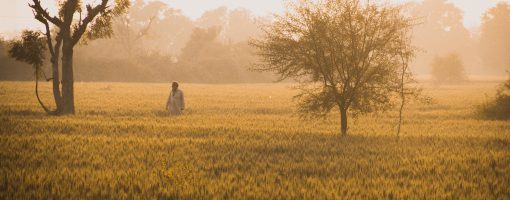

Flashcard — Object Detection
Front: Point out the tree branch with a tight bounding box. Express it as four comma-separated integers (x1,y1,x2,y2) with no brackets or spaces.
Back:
33,12,56,59
72,0,109,45
29,0,62,26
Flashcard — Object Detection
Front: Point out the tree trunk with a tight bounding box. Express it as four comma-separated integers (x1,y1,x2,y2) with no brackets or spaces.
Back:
340,107,348,136
35,67,52,114
61,43,75,115
397,56,408,137
51,44,63,114
397,83,405,137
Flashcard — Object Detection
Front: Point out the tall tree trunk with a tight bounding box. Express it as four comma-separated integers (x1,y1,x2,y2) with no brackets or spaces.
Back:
61,43,75,114
340,107,348,136
51,61,63,114
51,39,63,114
39,17,63,115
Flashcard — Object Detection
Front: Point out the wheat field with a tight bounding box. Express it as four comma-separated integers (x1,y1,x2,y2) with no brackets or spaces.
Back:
0,81,509,199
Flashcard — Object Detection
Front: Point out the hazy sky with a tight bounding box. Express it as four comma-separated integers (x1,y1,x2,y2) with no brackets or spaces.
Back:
162,0,505,27
0,0,507,37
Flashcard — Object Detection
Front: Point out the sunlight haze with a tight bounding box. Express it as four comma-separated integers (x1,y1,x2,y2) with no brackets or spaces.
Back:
0,0,506,36
1,0,510,198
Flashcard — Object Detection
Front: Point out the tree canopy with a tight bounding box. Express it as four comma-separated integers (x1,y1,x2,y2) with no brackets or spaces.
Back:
431,53,467,83
480,2,510,72
8,31,46,71
26,0,130,115
408,0,474,75
252,0,417,135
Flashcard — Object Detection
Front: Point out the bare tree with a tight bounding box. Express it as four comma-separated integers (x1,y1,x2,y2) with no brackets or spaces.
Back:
252,0,418,136
29,0,129,114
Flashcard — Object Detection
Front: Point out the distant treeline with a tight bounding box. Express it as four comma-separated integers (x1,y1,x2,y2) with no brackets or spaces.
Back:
0,1,275,83
0,37,274,83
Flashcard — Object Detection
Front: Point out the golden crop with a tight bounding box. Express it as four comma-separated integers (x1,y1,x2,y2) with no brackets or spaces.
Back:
0,82,509,199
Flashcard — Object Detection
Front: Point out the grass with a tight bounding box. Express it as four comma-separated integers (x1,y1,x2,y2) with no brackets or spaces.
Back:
0,81,509,199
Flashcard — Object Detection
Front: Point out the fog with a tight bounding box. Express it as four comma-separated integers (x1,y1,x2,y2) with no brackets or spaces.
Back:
0,0,509,83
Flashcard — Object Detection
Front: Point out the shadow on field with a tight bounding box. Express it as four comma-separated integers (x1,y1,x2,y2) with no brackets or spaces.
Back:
153,109,194,117
0,108,46,117
80,110,110,116
154,110,170,117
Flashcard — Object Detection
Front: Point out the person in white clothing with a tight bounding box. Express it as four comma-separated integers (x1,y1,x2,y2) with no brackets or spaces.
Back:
166,82,185,115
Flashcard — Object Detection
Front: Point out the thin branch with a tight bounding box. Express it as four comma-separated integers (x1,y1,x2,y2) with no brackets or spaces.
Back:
72,0,109,45
29,0,62,26
33,11,55,58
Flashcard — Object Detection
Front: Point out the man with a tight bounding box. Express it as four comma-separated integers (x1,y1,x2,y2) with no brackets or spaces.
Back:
166,82,185,115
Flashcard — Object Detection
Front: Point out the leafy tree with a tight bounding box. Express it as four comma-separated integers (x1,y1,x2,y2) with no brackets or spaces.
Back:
408,0,474,74
194,7,266,44
0,37,34,80
179,26,226,62
112,0,193,57
148,5,194,56
196,7,228,29
8,30,53,113
29,0,129,115
431,53,467,83
225,8,264,43
111,0,158,58
178,27,255,83
252,0,417,136
480,2,510,72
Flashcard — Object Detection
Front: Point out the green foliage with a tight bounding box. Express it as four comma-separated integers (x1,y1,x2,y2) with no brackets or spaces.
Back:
431,53,467,83
8,30,46,77
58,0,83,19
0,37,33,80
85,0,130,41
478,74,510,119
86,14,115,40
112,0,130,16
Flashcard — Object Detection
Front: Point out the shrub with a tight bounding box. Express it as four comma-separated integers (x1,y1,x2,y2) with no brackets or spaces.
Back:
478,73,510,119
431,53,467,83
